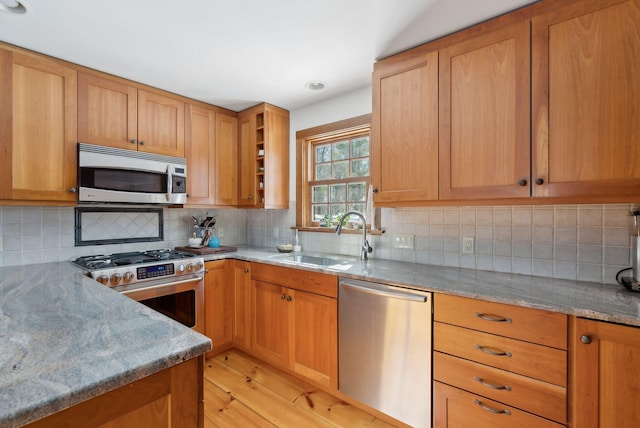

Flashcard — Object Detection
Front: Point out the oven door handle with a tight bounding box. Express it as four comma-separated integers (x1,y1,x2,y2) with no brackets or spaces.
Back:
120,274,203,296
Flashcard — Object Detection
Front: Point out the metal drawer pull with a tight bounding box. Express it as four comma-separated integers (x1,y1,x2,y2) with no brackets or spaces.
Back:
475,312,512,323
474,376,511,391
473,399,511,415
474,344,512,357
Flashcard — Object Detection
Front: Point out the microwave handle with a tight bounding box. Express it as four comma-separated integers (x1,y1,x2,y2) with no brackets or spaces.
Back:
166,165,173,202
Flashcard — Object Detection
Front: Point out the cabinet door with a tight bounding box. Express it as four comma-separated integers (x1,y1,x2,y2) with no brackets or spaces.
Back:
532,0,640,199
215,112,238,206
77,72,138,150
137,89,185,157
204,260,233,357
439,21,530,200
237,110,257,206
572,317,640,427
233,261,252,351
291,289,337,390
185,104,216,206
252,280,289,367
262,107,289,209
371,50,439,205
0,49,77,202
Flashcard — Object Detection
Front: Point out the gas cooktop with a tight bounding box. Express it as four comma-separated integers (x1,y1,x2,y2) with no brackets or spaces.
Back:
73,249,197,271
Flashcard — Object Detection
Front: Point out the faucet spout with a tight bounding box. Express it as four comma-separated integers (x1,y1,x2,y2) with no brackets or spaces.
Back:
334,211,372,260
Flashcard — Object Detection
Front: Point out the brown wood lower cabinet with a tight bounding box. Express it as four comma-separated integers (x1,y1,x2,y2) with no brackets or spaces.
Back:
434,381,563,428
571,317,640,427
24,357,204,428
204,260,233,357
251,263,338,391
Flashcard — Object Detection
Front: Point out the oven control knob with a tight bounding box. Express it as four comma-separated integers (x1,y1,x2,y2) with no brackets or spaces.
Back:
195,261,204,271
123,272,134,282
96,275,109,285
187,263,195,272
110,273,122,286
177,264,186,273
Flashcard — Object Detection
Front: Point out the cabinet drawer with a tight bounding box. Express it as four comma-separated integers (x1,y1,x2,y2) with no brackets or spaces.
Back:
434,322,566,386
435,294,567,349
434,352,566,423
434,381,564,428
251,263,337,298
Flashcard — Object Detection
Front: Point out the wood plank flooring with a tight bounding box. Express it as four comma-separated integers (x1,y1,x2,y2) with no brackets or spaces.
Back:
204,349,398,428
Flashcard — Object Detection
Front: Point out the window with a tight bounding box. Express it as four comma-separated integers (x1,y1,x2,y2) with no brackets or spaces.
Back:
296,114,376,230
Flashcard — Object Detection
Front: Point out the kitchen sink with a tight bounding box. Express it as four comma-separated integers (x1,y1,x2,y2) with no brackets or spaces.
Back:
272,253,356,269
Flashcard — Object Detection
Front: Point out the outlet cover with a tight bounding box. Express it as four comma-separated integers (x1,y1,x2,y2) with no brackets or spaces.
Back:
462,237,475,254
393,234,415,249
217,227,224,237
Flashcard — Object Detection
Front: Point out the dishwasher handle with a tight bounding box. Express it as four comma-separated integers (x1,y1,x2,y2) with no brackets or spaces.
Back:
340,280,428,302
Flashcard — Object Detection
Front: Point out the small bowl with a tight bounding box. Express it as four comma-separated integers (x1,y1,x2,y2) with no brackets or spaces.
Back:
188,237,203,247
276,244,294,253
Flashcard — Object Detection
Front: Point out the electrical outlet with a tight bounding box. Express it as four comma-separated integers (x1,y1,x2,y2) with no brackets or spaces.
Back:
462,237,475,254
393,234,414,249
217,227,224,237
272,227,279,238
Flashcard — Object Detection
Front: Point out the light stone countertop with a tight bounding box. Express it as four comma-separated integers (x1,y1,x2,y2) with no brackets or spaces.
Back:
0,262,211,428
206,246,640,327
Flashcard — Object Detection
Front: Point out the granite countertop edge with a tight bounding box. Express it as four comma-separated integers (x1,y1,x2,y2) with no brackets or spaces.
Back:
203,246,640,327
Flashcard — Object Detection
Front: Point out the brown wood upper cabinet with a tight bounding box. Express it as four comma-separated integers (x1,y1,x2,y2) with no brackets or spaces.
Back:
237,103,289,209
185,104,237,206
0,47,78,203
78,72,185,157
531,0,640,199
373,0,640,205
439,21,530,200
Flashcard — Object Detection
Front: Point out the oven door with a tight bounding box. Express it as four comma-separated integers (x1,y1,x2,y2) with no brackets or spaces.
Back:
119,274,204,335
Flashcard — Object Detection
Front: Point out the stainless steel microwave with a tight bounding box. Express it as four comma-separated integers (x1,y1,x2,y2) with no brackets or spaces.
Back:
78,143,187,205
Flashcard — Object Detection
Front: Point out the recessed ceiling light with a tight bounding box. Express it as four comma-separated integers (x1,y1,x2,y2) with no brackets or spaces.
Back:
0,0,29,14
305,81,326,91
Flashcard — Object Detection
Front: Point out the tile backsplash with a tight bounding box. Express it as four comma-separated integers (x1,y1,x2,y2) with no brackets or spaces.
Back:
0,203,636,285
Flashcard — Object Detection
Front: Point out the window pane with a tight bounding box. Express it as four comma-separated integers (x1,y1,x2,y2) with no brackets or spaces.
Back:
312,185,327,203
348,203,366,213
348,182,366,202
313,205,327,221
332,141,349,160
330,204,346,217
351,137,369,158
316,144,331,163
329,184,346,202
332,161,349,179
351,159,369,177
316,164,331,180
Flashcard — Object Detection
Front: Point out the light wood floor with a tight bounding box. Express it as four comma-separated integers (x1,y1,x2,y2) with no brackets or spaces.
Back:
204,349,398,427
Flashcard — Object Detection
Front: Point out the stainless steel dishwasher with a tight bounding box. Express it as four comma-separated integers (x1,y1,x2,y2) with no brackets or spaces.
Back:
339,277,432,428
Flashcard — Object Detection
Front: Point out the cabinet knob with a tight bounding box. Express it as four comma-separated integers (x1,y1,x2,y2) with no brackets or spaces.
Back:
244,268,249,273
518,179,527,186
69,187,77,193
139,140,146,145
280,293,286,300
130,139,137,144
286,296,292,302
248,195,253,200
580,335,592,344
535,178,544,185
372,187,378,193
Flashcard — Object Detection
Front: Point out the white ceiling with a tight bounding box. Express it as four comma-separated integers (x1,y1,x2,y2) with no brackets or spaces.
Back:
0,0,538,112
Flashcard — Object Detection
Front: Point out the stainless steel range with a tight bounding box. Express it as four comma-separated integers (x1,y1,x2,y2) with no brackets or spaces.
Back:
74,249,205,334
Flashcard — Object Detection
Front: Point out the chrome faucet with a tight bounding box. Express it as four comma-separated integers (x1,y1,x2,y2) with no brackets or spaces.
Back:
334,211,373,260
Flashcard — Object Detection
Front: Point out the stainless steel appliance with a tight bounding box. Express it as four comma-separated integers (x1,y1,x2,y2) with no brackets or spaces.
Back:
73,249,204,334
78,143,187,205
339,277,432,428
620,210,640,291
